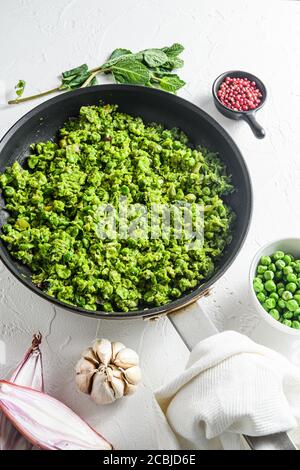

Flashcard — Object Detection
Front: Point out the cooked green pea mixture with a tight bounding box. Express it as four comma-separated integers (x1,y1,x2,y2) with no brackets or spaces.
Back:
253,251,300,329
0,103,234,312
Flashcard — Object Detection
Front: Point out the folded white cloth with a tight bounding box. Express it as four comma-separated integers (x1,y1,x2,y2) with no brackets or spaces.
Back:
155,331,300,450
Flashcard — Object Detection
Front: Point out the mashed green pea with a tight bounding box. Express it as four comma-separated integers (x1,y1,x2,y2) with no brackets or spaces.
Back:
0,103,235,312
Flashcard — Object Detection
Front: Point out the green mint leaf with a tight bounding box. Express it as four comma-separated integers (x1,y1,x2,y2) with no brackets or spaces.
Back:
111,59,150,85
152,57,184,74
15,79,26,98
112,72,122,84
61,71,91,89
172,57,184,68
161,43,184,58
143,49,169,68
62,64,89,79
162,57,184,70
60,64,92,89
157,74,185,93
102,53,137,70
109,48,132,61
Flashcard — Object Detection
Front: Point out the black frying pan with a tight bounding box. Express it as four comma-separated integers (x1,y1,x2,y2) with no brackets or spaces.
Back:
0,85,252,319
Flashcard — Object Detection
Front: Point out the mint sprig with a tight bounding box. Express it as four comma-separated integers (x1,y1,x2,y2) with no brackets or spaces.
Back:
8,43,185,105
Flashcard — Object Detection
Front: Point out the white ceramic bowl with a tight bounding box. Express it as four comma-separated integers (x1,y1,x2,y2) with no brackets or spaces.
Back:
249,238,300,336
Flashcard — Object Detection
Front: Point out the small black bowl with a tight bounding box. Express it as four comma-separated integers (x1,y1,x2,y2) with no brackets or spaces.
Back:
212,70,267,139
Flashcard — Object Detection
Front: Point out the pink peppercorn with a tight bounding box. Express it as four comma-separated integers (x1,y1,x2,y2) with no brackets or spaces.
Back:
217,76,263,112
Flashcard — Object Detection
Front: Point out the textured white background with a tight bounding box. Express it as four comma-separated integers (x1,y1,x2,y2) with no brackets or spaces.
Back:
0,0,300,450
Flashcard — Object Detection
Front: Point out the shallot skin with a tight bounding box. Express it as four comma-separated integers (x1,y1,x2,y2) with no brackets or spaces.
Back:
10,333,44,391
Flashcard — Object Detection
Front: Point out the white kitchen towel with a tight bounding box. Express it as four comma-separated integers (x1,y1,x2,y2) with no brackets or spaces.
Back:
155,331,300,450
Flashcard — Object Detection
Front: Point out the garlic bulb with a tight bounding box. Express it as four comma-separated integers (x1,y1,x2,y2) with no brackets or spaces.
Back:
75,339,142,405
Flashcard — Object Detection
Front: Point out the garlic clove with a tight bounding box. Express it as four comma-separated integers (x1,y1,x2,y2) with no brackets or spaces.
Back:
124,381,138,396
114,348,139,369
93,339,112,366
123,366,142,385
111,365,123,379
111,342,125,361
81,348,99,366
106,367,113,382
75,358,97,394
91,372,115,405
75,357,97,375
75,371,96,394
110,376,125,400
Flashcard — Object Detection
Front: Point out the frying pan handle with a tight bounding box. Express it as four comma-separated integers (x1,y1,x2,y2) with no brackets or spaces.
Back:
243,433,296,451
243,113,265,139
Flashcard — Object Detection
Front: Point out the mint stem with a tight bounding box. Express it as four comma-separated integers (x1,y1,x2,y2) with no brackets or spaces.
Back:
8,86,62,105
80,68,104,88
8,66,105,104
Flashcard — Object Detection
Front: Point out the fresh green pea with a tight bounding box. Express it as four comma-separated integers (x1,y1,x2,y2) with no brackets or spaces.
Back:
287,273,297,283
283,319,292,327
264,270,274,280
282,290,293,301
294,262,300,274
283,310,293,319
283,266,293,275
257,292,266,303
286,282,297,293
269,309,280,320
260,256,271,266
263,298,276,310
292,321,300,329
275,259,286,270
294,294,300,305
269,263,276,272
286,299,299,312
270,292,279,301
283,254,293,265
264,280,276,292
274,271,283,280
278,299,286,309
257,265,267,274
272,251,285,261
278,288,285,296
277,282,285,290
253,280,263,293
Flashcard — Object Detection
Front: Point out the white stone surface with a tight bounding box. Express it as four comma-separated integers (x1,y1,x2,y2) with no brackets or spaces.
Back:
0,0,300,450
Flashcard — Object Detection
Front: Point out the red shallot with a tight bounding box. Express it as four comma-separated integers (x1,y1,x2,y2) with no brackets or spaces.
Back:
0,381,112,450
0,333,112,450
